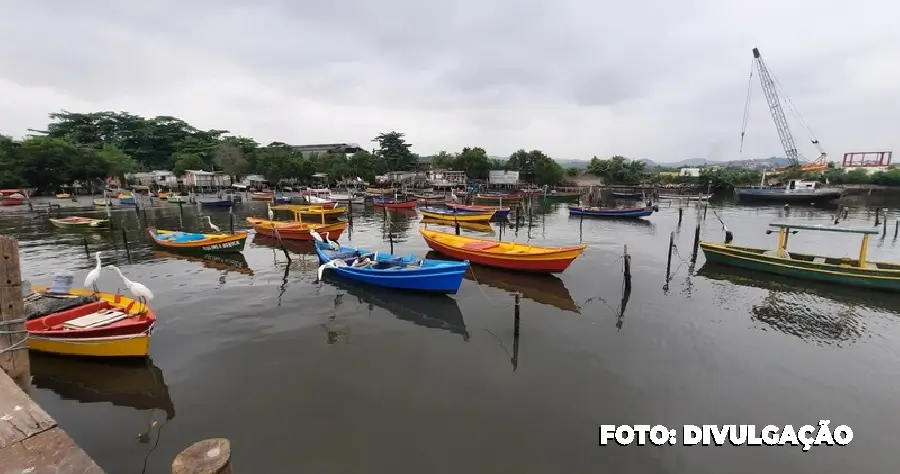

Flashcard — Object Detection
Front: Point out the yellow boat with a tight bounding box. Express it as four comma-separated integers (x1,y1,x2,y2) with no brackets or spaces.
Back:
55,193,72,199
27,286,154,357
366,187,396,195
270,204,347,224
420,217,495,235
418,207,495,222
93,198,109,207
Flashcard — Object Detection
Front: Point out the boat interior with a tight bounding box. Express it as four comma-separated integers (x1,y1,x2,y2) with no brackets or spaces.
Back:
719,244,900,270
30,301,147,331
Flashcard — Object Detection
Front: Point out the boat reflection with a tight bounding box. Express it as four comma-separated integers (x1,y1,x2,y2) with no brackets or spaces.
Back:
29,353,175,419
252,235,317,255
696,262,885,345
420,218,495,235
153,251,253,276
325,278,469,340
426,251,579,313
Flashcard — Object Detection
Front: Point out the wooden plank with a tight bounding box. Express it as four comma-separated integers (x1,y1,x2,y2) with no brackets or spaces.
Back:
0,235,29,382
0,369,54,449
0,427,104,473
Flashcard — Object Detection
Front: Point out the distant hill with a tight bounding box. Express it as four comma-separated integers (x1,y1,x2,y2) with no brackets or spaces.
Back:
638,157,793,169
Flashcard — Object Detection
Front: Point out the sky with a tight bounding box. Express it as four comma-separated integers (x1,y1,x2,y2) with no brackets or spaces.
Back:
0,1,898,163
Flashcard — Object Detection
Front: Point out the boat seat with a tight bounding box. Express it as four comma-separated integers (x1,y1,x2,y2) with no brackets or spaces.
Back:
172,233,206,243
813,257,827,264
867,262,879,269
63,310,128,329
461,241,499,251
333,251,358,259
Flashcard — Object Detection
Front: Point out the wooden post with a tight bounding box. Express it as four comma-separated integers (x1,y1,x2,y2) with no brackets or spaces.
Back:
121,228,131,262
691,219,701,264
665,231,674,281
172,438,232,474
875,208,881,226
623,245,632,291
0,236,29,383
678,206,683,226
83,236,90,257
894,220,898,240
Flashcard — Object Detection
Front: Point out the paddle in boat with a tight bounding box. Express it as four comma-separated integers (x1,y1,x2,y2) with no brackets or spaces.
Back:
146,227,248,253
700,221,900,291
26,280,155,358
419,228,587,273
418,206,495,222
445,202,511,219
312,230,469,293
372,196,418,209
49,216,110,229
568,204,656,219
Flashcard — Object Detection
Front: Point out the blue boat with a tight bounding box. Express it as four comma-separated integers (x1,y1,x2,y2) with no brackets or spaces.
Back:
568,205,655,219
274,195,292,204
118,196,136,205
313,240,469,293
199,199,233,208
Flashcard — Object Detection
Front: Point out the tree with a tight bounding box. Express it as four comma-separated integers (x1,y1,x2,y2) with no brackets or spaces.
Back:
0,135,24,188
506,149,563,185
373,131,415,171
586,155,646,185
213,143,247,181
566,167,579,177
455,147,491,180
172,152,206,176
431,151,456,169
98,143,137,187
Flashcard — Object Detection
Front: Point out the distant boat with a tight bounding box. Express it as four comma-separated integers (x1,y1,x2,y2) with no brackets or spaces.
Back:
445,202,510,219
0,189,26,206
198,198,233,208
734,179,841,204
658,193,713,201
611,192,644,200
49,216,110,229
372,197,418,209
418,207,495,222
568,205,655,219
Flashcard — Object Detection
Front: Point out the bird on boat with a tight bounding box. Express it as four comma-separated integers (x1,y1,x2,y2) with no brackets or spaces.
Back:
107,265,154,310
317,258,347,281
267,202,274,221
204,215,220,233
84,251,103,293
351,257,372,267
309,229,323,243
323,231,340,251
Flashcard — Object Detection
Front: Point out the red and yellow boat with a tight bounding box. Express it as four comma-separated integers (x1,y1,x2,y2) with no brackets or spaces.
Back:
419,228,586,273
271,204,346,222
26,286,155,357
247,218,347,241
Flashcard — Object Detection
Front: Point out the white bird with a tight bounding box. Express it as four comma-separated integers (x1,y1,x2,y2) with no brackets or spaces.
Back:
204,215,221,233
84,251,103,293
373,251,379,262
108,265,154,310
267,203,274,221
351,257,371,267
324,231,340,251
309,229,324,243
317,259,347,281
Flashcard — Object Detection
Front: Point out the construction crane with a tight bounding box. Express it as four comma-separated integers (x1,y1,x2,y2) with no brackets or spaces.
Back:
741,47,828,173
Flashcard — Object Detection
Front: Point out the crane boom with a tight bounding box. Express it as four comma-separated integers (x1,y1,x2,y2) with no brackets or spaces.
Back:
752,47,800,167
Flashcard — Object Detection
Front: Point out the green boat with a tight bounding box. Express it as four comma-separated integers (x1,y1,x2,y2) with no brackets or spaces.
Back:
700,222,900,291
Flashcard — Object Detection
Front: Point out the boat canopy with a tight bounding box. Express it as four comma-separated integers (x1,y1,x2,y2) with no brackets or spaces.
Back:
768,222,879,234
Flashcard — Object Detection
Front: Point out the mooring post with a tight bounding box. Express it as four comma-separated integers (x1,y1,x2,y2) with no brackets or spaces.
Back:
665,231,674,281
83,237,89,257
389,226,394,254
178,201,185,221
883,212,888,238
513,293,520,337
0,235,29,384
172,438,232,474
894,220,898,240
229,212,235,235
455,222,460,235
678,206,683,226
121,228,131,262
691,219,701,264
703,202,708,220
346,200,353,226
142,208,148,227
579,212,584,242
623,245,632,291
875,208,881,226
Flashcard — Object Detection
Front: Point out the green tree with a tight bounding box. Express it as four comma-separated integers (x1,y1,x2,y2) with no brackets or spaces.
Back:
0,135,24,188
566,167,579,177
506,149,564,185
586,155,646,184
373,131,415,171
98,143,137,187
454,147,491,179
213,143,247,181
172,152,206,176
431,151,456,169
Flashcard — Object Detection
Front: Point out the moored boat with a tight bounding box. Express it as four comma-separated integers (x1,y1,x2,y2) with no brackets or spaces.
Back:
198,198,234,208
420,218,495,235
700,221,900,291
372,197,418,209
247,218,347,241
657,193,713,201
251,192,274,201
473,193,522,204
419,228,586,273
418,206,495,222
270,204,346,222
445,202,510,219
93,198,111,208
55,193,72,199
0,189,26,206
734,179,841,204
49,216,110,229
118,194,136,205
568,204,655,219
26,285,155,357
146,227,247,253
166,194,188,203
314,236,469,293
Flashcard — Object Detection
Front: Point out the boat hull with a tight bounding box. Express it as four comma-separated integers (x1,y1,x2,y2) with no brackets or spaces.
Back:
248,219,347,241
419,229,585,273
251,193,274,201
28,332,152,358
733,188,842,203
568,205,654,218
699,241,900,291
473,194,521,204
49,218,110,229
147,228,248,253
445,203,510,218
199,200,233,207
315,243,468,293
419,208,494,222
0,197,24,206
372,198,418,209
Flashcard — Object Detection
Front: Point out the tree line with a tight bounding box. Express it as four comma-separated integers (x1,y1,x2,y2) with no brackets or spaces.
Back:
0,111,567,192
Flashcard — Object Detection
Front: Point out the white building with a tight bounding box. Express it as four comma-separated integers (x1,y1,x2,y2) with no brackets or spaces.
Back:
679,167,701,177
489,170,519,185
125,170,178,187
183,170,231,187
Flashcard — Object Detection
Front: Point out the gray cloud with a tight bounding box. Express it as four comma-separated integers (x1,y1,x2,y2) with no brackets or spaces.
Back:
0,0,897,161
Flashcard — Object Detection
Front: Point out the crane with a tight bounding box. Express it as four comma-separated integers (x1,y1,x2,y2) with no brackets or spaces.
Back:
742,47,828,172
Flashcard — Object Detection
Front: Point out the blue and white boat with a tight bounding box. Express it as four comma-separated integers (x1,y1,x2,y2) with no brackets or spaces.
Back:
311,231,468,293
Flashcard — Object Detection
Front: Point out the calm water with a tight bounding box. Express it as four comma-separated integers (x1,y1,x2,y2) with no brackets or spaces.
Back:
2,196,900,474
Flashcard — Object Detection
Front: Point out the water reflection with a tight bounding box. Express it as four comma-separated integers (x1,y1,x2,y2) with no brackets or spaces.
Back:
251,235,316,255
325,278,469,341
697,263,876,345
153,251,253,276
381,210,414,241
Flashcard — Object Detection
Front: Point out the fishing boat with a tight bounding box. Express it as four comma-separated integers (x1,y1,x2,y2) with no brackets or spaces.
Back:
418,207,495,222
372,197,418,209
314,237,469,293
0,189,26,206
269,204,346,223
366,187,396,195
118,194,136,205
445,202,511,219
473,193,522,204
26,286,155,357
55,193,72,199
657,193,713,201
611,192,644,200
251,192,274,201
156,191,171,200
734,179,841,204
419,228,587,273
543,191,581,202
420,218,495,235
49,216,110,229
568,204,655,219
93,198,110,208
700,222,900,291
166,194,188,203
198,198,233,208
248,219,347,241
146,227,248,253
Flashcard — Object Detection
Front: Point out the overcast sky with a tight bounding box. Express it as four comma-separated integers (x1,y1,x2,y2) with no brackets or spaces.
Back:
0,1,897,163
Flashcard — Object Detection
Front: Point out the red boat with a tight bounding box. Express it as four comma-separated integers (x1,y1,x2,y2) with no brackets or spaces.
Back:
372,197,418,209
0,189,26,206
26,298,156,339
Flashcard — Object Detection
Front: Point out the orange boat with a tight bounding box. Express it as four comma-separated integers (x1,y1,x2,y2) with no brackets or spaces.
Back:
248,218,347,241
0,188,26,206
419,228,586,273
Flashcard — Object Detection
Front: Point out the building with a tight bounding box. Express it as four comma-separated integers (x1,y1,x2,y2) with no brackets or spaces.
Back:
426,170,466,187
488,170,520,185
124,170,178,187
240,175,267,188
841,151,893,175
286,143,364,157
183,170,231,187
679,168,701,177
